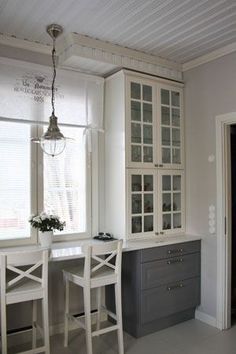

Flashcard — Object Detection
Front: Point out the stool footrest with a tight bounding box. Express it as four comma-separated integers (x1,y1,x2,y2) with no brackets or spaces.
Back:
68,313,86,329
16,346,46,354
92,325,119,337
101,305,117,321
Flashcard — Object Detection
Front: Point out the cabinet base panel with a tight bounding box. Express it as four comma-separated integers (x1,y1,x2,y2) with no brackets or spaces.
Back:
128,308,196,338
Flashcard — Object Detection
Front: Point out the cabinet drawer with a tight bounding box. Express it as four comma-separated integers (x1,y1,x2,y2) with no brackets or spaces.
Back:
141,240,200,263
141,253,200,290
141,277,200,324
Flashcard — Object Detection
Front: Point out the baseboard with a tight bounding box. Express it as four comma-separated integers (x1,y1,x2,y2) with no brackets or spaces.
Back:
195,309,217,327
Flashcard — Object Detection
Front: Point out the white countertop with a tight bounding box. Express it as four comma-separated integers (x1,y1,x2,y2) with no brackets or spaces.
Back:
0,234,201,262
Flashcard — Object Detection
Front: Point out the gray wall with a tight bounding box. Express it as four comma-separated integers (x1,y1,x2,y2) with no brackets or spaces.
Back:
184,51,236,319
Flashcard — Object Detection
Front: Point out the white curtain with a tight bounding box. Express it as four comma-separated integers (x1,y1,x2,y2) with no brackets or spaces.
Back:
0,57,104,129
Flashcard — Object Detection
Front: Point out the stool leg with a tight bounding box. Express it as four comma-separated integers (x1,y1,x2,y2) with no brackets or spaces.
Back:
64,275,69,347
0,297,7,354
96,287,102,331
84,286,93,354
42,296,50,354
32,300,37,349
115,283,124,354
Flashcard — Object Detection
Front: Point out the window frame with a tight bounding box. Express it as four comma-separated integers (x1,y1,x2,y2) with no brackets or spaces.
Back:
0,123,94,246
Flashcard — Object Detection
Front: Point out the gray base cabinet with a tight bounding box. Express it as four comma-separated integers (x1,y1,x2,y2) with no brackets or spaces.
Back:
106,240,201,338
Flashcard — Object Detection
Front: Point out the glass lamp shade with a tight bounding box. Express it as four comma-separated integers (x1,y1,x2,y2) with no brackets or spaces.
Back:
40,136,66,157
32,114,66,157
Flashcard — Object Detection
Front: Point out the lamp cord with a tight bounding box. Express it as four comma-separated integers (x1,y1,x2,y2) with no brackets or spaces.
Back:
51,37,56,116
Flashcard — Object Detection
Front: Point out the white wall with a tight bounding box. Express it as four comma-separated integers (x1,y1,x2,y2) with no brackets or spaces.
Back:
184,52,236,320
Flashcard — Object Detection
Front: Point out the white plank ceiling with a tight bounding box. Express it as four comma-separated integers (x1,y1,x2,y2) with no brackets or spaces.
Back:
0,0,236,64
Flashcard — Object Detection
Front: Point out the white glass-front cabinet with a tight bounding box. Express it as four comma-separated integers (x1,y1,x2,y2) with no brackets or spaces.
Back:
104,70,185,240
126,77,184,169
127,170,184,239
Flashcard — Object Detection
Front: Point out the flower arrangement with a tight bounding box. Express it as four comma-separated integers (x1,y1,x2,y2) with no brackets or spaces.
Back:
29,212,66,233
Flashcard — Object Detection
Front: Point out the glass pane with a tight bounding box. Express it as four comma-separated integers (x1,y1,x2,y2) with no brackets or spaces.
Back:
131,123,141,143
161,89,170,105
132,194,142,214
144,215,153,232
173,213,181,229
143,85,152,101
131,82,141,99
132,216,142,233
132,175,142,191
131,101,141,121
163,214,171,230
172,108,180,127
162,148,171,163
173,148,181,164
173,193,181,211
161,106,170,125
162,127,170,146
173,175,181,191
143,146,153,163
163,193,171,211
172,128,180,147
44,128,86,235
0,122,31,240
144,175,153,191
143,103,152,123
163,175,171,191
144,194,153,213
171,91,180,107
143,125,153,144
131,145,141,162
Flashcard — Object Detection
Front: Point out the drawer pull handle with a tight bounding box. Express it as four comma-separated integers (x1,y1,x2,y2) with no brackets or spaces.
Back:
167,283,184,291
167,258,183,265
167,248,183,254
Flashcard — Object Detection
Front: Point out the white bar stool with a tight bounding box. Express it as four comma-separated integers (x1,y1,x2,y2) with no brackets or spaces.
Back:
63,240,124,354
0,249,50,354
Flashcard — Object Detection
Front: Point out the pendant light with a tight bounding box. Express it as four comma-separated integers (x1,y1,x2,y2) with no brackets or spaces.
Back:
32,24,67,157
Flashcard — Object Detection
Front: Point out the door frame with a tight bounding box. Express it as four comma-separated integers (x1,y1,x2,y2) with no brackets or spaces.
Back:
216,112,235,330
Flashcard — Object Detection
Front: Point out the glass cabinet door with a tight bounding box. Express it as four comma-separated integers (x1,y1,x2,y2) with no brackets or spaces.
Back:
160,87,182,167
129,170,157,238
129,80,155,166
159,171,184,233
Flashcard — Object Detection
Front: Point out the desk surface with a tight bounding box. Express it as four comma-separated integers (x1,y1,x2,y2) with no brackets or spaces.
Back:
0,234,201,261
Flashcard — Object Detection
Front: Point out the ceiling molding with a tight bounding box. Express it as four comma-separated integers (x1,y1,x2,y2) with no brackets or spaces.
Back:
0,33,51,54
182,41,236,71
58,33,183,80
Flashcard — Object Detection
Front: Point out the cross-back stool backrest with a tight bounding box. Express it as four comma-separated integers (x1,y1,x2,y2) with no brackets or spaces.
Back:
0,249,49,296
82,240,123,280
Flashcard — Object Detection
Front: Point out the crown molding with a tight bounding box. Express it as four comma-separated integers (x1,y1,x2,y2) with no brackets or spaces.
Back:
0,32,183,80
182,41,236,71
58,33,182,81
0,33,51,54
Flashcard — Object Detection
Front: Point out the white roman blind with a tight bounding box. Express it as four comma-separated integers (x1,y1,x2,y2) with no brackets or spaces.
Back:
0,121,31,240
0,57,104,130
43,127,88,237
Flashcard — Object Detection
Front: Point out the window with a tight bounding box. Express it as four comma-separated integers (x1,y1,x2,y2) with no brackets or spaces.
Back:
0,123,90,244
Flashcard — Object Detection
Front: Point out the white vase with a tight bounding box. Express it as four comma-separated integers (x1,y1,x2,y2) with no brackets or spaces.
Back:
39,231,53,248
